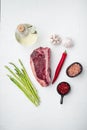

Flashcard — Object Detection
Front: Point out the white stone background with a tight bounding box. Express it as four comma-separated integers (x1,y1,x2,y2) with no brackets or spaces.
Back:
0,0,87,130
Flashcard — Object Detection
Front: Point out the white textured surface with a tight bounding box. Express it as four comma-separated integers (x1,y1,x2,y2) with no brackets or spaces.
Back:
0,0,87,130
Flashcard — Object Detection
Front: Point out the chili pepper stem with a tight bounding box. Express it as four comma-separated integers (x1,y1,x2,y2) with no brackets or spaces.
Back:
64,50,67,54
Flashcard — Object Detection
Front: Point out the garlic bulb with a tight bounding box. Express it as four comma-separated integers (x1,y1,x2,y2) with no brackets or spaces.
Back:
62,38,73,48
50,34,62,45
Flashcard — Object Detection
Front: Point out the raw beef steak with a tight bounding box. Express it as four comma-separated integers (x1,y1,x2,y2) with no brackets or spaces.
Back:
30,47,51,87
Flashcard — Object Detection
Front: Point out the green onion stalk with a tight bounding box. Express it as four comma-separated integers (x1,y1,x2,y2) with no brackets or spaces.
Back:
5,59,40,106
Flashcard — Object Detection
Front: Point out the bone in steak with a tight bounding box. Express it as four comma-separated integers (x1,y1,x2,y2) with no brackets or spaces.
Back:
30,47,51,87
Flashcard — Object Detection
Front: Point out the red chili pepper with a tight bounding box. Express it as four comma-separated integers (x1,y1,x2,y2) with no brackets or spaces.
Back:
52,51,67,84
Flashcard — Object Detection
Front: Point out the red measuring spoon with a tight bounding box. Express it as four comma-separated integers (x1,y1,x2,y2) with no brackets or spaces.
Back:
57,82,71,104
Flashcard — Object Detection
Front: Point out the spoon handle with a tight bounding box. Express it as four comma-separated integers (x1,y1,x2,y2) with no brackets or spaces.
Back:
60,95,64,104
